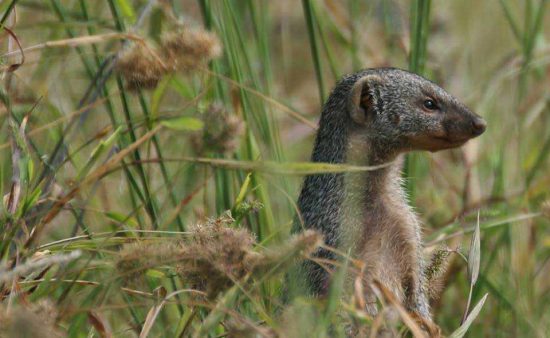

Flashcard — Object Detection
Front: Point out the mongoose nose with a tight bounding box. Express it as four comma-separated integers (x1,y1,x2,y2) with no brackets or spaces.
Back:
471,118,486,136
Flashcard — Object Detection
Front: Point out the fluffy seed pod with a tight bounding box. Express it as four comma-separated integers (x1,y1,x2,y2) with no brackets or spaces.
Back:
0,300,62,338
115,26,222,90
116,43,167,90
161,28,222,73
191,104,245,154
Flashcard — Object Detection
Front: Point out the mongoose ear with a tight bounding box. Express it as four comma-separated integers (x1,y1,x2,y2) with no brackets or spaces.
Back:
348,75,384,125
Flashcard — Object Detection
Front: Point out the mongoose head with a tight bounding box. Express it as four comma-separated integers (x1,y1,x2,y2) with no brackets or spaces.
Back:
348,68,486,153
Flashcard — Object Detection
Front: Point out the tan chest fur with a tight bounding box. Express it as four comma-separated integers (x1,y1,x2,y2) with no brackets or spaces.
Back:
340,132,423,309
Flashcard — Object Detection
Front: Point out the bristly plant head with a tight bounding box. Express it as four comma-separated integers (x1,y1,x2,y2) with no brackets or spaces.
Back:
116,42,167,90
161,26,222,72
115,25,222,90
0,300,61,338
348,68,486,154
190,103,245,155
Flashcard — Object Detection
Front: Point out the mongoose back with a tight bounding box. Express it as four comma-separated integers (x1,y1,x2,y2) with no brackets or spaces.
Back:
296,67,486,320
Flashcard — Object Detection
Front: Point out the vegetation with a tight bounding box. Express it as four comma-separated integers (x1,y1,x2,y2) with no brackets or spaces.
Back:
0,0,549,336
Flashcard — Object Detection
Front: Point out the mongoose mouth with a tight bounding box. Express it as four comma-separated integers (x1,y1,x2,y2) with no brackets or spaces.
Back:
407,134,470,152
433,135,471,146
436,135,478,148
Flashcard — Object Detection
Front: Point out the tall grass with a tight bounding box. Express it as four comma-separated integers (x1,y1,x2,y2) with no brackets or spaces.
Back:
404,0,431,204
0,1,549,337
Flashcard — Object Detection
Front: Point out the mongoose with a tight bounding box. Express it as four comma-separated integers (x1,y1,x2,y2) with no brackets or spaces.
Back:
296,67,486,320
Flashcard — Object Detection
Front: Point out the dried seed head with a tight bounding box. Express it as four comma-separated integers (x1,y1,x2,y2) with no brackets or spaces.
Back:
234,200,264,218
0,300,62,338
286,230,325,257
116,241,179,283
191,104,245,154
112,210,324,300
116,26,221,90
425,247,451,282
176,211,258,297
116,43,167,90
425,246,452,300
161,27,222,72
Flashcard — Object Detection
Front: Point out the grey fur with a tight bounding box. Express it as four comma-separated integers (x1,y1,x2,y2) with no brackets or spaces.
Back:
295,68,485,320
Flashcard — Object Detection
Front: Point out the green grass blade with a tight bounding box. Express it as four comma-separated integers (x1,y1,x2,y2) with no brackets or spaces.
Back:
302,0,326,104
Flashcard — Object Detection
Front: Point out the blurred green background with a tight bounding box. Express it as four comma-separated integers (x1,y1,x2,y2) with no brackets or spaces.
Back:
0,0,549,337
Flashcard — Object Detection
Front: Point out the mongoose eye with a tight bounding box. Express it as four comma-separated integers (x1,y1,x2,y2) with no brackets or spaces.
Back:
423,99,438,110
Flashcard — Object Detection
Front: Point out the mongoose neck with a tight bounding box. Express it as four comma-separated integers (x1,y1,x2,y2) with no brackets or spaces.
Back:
296,86,410,295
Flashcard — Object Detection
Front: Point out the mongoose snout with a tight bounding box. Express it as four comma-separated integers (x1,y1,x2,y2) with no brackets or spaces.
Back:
437,105,486,150
471,116,487,136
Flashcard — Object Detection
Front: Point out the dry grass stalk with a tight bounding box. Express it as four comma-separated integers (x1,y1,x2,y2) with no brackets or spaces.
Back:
252,230,324,277
0,250,81,283
541,200,550,220
1,33,144,59
24,125,163,248
371,280,435,338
